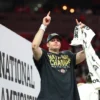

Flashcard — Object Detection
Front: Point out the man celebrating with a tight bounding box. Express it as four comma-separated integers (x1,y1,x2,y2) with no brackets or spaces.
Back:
32,12,85,100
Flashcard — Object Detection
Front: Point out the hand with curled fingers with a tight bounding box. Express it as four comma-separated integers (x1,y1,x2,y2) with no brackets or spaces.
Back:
76,19,85,28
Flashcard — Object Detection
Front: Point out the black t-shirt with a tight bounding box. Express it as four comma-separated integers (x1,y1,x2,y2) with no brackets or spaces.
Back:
33,49,80,100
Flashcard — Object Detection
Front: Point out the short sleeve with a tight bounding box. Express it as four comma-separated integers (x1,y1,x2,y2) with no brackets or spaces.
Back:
33,49,47,72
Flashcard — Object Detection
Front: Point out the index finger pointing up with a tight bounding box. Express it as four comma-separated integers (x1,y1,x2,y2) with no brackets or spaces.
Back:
47,11,50,16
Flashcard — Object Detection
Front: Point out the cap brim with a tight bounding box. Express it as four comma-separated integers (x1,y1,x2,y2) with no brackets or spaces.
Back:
47,35,62,42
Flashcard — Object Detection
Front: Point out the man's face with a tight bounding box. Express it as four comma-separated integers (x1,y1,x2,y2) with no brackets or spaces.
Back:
47,37,61,51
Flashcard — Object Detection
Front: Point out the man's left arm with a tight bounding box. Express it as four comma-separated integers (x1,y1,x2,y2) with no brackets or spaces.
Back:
75,19,86,65
76,50,86,65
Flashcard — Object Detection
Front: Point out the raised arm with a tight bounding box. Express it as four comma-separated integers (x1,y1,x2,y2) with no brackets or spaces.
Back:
32,11,51,60
75,19,86,64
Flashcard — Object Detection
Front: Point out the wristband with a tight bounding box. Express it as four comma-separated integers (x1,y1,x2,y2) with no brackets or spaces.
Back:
39,24,47,31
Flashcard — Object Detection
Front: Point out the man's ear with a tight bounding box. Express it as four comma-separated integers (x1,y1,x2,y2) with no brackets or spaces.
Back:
46,43,49,48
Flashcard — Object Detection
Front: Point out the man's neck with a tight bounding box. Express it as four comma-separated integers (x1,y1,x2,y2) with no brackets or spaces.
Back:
49,49,59,54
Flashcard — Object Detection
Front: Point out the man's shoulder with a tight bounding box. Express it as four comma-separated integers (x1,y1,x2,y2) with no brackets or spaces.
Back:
42,48,48,53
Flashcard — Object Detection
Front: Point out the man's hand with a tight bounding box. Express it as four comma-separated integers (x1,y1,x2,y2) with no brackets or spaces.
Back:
76,19,85,28
43,11,51,26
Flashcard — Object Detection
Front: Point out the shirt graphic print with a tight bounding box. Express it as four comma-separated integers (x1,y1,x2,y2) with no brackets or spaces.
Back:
47,53,71,73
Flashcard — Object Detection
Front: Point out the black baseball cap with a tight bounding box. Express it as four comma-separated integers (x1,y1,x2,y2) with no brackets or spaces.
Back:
47,33,62,42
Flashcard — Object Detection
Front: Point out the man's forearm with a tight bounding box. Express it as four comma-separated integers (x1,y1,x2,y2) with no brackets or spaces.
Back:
32,28,45,48
76,50,86,64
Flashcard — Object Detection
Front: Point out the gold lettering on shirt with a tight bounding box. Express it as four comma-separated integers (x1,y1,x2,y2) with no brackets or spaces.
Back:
48,54,71,68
